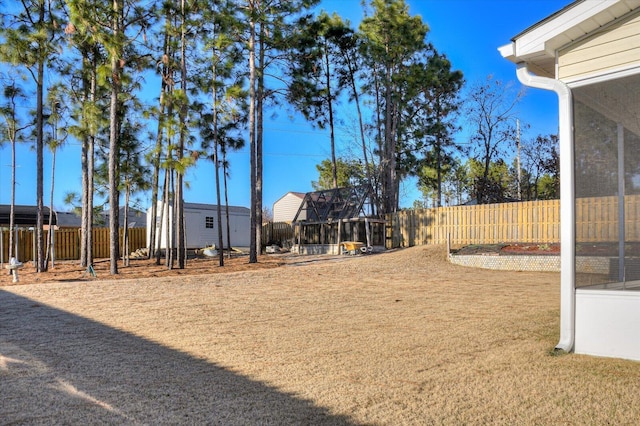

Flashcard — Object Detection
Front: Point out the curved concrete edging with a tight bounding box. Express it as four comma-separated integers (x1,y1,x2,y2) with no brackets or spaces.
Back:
449,254,610,274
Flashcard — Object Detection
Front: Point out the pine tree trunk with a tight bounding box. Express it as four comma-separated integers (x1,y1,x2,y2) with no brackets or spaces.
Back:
214,146,224,266
348,64,377,214
35,10,45,272
156,170,168,265
212,54,224,266
167,170,174,270
149,9,171,260
175,0,187,269
9,132,16,262
324,42,337,189
80,121,89,267
80,50,93,268
148,153,161,260
248,2,257,264
383,72,400,213
87,129,94,267
108,0,121,275
256,22,265,256
45,146,56,269
223,153,232,259
149,74,167,260
86,50,97,268
372,64,385,214
122,186,130,267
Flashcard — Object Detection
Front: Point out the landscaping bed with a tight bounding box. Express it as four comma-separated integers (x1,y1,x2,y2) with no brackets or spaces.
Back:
453,242,640,257
453,243,560,256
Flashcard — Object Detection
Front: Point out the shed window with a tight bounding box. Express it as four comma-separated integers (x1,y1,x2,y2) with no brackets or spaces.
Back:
205,216,214,229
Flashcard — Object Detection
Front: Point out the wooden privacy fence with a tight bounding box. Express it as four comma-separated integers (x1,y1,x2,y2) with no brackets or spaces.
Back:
386,199,561,248
262,222,294,246
386,195,640,249
0,227,146,262
575,195,640,242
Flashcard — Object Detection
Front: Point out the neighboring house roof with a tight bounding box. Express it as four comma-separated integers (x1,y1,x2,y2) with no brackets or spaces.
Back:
122,208,146,227
499,0,640,77
0,206,147,228
55,211,82,227
103,207,147,227
0,205,56,226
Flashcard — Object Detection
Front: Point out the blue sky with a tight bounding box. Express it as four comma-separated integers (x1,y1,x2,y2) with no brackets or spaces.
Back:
0,0,571,213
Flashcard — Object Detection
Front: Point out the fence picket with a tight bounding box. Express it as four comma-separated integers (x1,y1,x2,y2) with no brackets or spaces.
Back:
385,195,640,249
0,227,147,262
261,222,294,246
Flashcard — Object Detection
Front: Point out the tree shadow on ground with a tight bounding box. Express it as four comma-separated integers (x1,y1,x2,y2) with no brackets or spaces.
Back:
0,290,356,425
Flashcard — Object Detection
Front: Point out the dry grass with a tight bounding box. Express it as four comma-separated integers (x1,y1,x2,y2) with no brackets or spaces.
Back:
1,245,639,425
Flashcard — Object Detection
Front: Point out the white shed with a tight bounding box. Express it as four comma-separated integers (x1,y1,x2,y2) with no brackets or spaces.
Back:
147,201,250,249
501,0,640,361
273,192,305,222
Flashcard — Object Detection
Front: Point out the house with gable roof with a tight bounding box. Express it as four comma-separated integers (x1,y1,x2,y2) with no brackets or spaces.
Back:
501,0,640,360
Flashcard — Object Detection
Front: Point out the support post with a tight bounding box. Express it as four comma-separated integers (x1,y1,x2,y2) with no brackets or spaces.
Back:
617,123,626,285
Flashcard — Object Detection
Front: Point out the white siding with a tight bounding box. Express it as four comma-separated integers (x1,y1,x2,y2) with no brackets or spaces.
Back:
559,10,640,81
273,192,304,222
185,210,215,248
147,202,250,249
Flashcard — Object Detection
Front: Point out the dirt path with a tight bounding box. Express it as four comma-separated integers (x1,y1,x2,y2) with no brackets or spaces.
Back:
2,246,639,424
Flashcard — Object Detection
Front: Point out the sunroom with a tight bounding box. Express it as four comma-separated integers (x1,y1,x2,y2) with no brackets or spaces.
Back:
500,0,640,360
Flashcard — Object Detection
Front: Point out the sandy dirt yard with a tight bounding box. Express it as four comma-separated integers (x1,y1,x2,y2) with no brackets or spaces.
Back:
1,246,640,425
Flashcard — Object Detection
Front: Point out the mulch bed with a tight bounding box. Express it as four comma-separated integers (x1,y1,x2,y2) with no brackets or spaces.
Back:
454,242,640,256
453,243,561,256
1,253,285,286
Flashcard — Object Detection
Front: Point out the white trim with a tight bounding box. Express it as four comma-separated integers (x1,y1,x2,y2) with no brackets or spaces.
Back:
516,64,575,353
564,64,640,87
497,43,515,61
501,1,640,77
514,0,640,58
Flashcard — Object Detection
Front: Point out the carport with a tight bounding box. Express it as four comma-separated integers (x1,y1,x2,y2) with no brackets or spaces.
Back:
501,0,640,360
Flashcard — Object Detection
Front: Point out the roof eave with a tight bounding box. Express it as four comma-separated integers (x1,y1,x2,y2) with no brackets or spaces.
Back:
500,0,640,77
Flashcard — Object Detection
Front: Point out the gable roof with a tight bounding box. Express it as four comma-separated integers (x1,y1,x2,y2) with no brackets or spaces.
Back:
499,0,640,77
0,205,56,226
292,186,376,223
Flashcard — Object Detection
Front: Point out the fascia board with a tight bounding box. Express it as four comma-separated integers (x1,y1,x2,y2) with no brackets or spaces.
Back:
499,43,556,77
498,42,516,61
514,0,627,59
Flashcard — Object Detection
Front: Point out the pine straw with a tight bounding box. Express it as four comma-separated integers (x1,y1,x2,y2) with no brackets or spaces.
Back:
1,246,639,425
